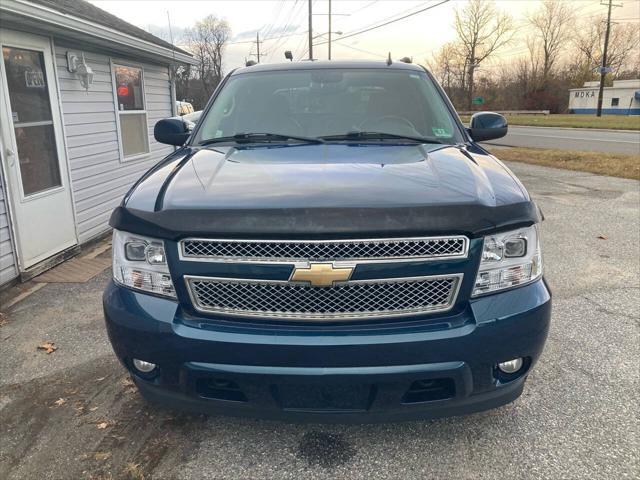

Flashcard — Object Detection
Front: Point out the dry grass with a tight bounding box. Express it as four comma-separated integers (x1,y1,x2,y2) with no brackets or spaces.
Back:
489,147,640,180
459,114,640,130
123,463,146,480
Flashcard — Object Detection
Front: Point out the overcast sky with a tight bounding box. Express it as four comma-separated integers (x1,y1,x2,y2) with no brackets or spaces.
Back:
91,0,640,71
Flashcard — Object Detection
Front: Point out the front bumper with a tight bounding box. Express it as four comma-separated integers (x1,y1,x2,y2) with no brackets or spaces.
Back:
103,279,551,422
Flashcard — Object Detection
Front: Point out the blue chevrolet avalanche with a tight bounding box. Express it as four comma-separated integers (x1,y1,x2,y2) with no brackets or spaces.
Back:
103,60,551,422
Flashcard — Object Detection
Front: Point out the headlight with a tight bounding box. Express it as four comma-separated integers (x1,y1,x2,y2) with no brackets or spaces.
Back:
472,225,543,296
112,229,176,298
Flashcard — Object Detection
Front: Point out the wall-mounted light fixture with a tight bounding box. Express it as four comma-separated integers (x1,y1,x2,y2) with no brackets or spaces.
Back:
66,51,94,92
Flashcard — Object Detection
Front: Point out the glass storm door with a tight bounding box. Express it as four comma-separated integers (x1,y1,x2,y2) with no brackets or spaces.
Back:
0,30,76,269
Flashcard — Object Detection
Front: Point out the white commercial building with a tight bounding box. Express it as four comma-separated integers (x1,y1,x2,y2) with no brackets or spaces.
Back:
568,79,640,115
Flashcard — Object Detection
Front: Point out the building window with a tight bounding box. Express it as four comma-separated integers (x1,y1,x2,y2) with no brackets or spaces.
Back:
113,64,149,159
611,98,619,107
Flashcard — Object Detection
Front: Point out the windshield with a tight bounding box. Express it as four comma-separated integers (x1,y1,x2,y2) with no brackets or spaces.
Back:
193,68,463,145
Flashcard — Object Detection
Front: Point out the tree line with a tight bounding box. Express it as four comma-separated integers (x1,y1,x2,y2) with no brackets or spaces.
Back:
426,0,639,113
167,1,638,113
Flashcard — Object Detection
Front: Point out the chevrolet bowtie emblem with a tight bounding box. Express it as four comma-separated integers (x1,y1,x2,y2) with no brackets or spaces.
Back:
290,263,354,287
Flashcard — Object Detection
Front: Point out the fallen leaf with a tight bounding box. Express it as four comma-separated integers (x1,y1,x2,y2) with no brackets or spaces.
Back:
95,377,106,382
121,377,135,387
53,398,66,407
96,422,109,429
124,462,145,480
89,406,99,412
94,452,112,461
37,341,57,354
0,312,8,327
597,235,608,240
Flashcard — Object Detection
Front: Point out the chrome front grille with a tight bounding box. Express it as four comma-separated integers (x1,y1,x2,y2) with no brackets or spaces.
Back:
186,274,462,321
180,236,468,263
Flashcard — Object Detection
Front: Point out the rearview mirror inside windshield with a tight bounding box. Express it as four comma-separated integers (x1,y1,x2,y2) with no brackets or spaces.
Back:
311,70,344,84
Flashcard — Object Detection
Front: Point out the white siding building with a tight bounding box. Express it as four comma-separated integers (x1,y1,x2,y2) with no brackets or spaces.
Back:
568,79,640,115
0,0,196,287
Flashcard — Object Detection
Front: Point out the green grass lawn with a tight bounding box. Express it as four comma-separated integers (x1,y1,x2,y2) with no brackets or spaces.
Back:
458,114,640,130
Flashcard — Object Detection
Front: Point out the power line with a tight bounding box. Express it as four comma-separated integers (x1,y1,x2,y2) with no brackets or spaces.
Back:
331,0,432,40
263,0,302,60
292,29,309,60
261,0,286,40
349,0,379,15
332,41,387,58
292,4,315,61
228,30,306,46
315,0,451,45
266,0,306,62
268,1,301,49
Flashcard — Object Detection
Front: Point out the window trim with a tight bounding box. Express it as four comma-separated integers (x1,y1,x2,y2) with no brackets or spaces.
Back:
110,59,150,162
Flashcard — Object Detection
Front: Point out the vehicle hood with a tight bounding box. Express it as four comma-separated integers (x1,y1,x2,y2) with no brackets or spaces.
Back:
111,143,540,239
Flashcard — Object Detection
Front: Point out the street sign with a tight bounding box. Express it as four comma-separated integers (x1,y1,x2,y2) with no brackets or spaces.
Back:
472,96,484,105
597,66,613,74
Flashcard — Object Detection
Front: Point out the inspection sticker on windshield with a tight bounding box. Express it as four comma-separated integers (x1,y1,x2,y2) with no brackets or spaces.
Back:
432,127,450,137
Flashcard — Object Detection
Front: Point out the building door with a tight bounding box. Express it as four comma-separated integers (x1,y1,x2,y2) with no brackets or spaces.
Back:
0,29,76,269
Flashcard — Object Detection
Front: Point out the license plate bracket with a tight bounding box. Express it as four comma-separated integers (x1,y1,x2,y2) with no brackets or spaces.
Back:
274,383,376,412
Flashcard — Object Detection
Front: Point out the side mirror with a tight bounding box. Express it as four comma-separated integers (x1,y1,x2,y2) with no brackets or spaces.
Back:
468,112,508,142
154,118,190,146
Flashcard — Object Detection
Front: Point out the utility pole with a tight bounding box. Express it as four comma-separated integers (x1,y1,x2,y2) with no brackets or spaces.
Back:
308,0,313,60
249,32,265,63
467,59,477,111
596,0,620,117
328,0,332,60
256,32,261,63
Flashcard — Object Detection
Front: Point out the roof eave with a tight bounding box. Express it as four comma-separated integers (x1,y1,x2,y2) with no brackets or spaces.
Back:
2,0,197,66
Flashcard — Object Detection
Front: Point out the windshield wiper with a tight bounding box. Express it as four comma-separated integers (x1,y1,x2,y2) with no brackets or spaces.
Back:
321,131,443,144
199,132,324,146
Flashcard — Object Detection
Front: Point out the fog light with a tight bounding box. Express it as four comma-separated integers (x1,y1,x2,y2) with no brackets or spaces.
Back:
497,358,524,374
132,358,157,373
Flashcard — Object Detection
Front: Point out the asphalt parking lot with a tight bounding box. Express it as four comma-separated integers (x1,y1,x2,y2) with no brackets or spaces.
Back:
0,161,638,480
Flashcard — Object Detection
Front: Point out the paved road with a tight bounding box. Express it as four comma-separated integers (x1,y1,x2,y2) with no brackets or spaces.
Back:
483,125,640,155
1,163,638,479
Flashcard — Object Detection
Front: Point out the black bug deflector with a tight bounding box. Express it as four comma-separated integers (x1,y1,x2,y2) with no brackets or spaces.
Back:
110,201,542,240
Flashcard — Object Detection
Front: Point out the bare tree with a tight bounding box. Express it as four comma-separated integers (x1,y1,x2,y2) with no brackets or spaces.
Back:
454,0,514,109
187,15,231,106
572,17,639,78
173,64,192,102
426,42,466,94
526,0,574,88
